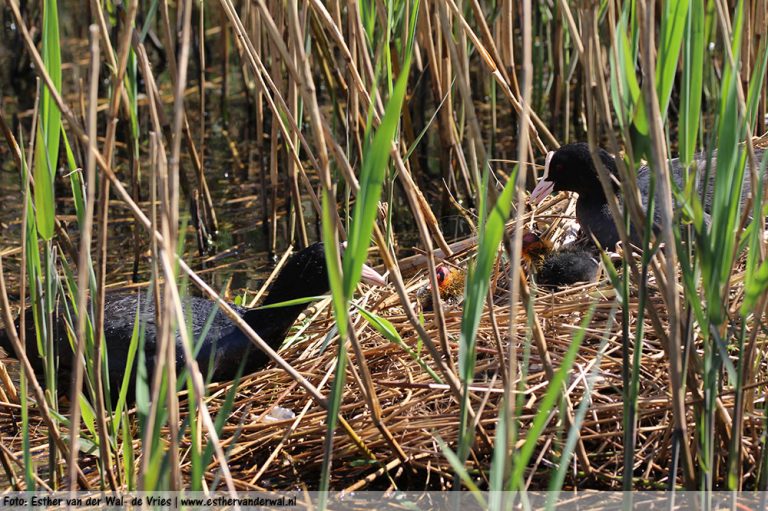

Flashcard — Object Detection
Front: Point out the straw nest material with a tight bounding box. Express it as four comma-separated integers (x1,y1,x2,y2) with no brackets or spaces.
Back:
0,196,765,491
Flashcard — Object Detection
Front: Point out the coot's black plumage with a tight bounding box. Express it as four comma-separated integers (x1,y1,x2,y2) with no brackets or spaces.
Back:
0,242,385,402
530,142,766,249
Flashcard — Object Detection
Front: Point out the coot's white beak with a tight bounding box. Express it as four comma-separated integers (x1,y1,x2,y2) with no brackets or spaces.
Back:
530,180,554,204
340,241,388,286
530,150,556,204
361,263,387,286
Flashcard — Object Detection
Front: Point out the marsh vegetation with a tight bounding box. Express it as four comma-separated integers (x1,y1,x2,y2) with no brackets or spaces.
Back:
0,0,767,497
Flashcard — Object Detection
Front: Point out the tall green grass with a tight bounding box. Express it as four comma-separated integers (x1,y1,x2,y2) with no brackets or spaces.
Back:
30,0,63,488
318,1,416,499
605,0,768,491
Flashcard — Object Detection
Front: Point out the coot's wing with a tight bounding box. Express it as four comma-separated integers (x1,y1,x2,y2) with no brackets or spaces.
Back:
177,296,253,381
100,293,249,393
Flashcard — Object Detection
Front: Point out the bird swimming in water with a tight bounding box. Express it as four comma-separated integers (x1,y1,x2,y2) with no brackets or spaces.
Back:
530,142,767,249
0,242,386,403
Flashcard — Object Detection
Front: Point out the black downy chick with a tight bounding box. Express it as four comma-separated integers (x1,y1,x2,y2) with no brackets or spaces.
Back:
522,231,599,289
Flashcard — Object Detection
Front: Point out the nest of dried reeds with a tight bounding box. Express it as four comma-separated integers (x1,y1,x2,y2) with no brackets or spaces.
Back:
1,195,765,492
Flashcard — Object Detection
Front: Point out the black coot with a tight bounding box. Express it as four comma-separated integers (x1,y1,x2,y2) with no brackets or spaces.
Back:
530,142,766,249
0,242,386,402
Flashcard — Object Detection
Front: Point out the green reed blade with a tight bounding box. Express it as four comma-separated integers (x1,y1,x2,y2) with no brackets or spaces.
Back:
437,435,486,499
343,52,411,298
457,164,518,465
610,5,643,131
656,0,690,119
318,191,347,501
33,0,62,241
356,305,442,383
679,0,705,164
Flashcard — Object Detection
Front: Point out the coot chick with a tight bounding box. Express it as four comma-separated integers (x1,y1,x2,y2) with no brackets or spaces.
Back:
520,231,553,268
416,265,466,311
0,243,386,402
530,142,766,249
522,232,599,289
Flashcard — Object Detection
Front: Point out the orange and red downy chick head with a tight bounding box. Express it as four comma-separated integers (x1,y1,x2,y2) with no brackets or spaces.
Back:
435,265,465,299
521,231,553,268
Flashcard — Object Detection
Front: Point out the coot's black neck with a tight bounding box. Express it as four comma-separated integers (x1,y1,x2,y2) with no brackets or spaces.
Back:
578,146,622,200
242,303,310,351
207,303,314,379
577,184,610,205
231,244,331,374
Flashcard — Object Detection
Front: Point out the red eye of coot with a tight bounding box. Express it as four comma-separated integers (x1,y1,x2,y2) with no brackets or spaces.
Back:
436,266,448,284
